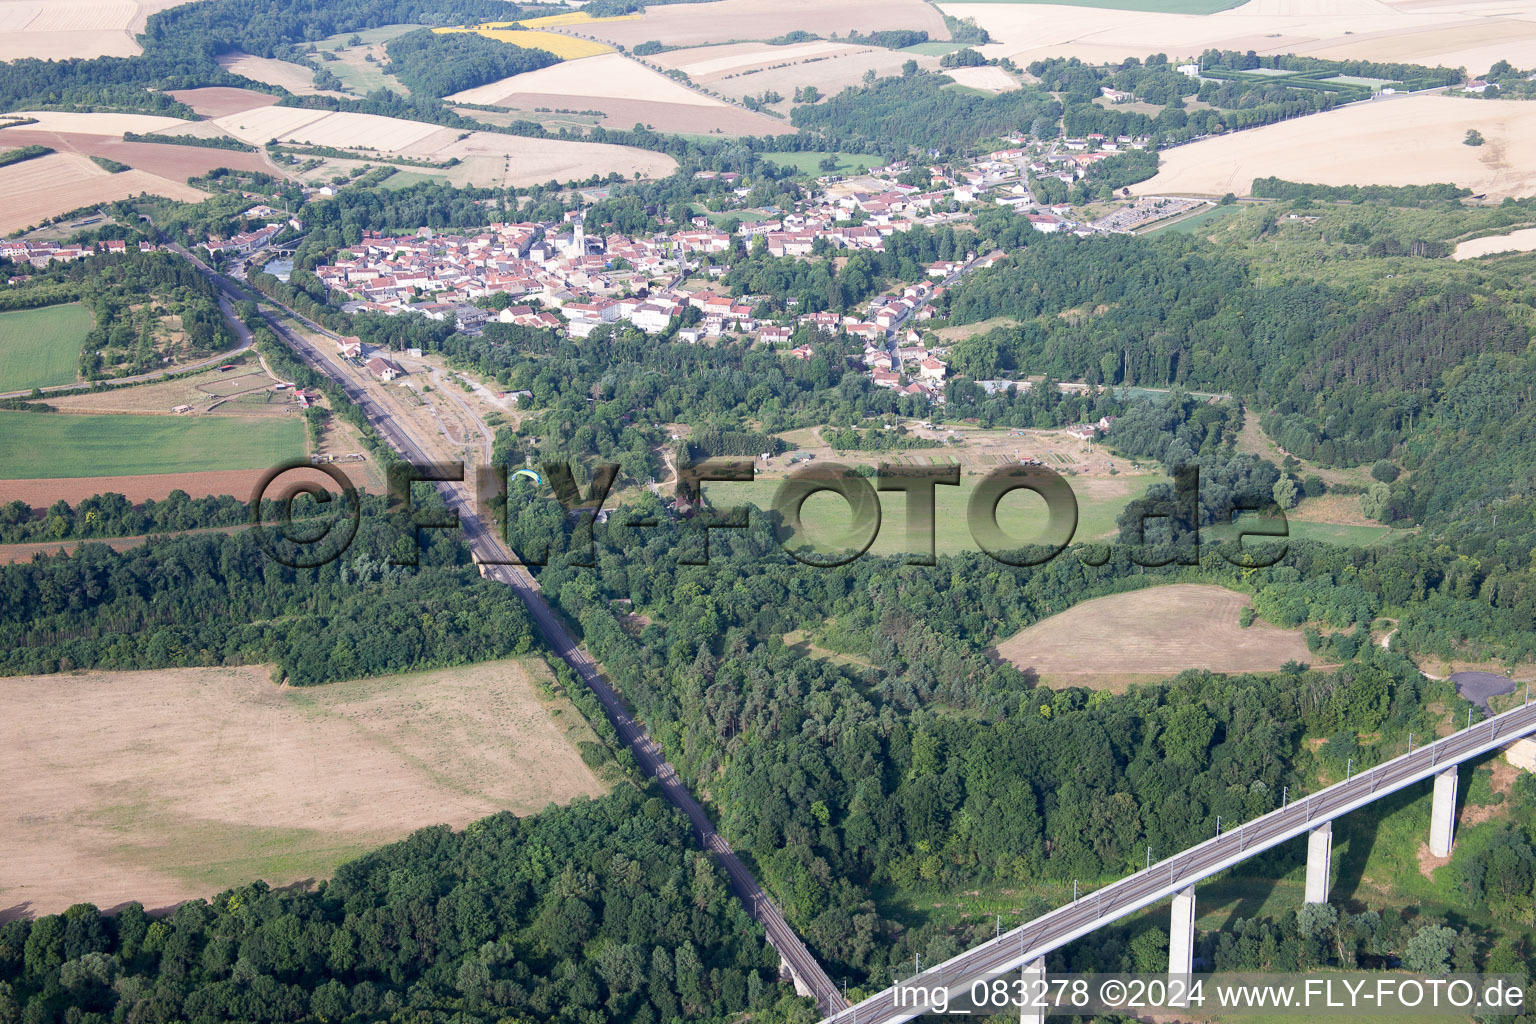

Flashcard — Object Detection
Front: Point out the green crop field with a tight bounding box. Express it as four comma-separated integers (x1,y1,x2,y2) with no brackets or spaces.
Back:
1149,204,1243,235
959,0,1242,10
0,410,306,479
704,471,1157,559
0,303,92,393
758,151,880,176
901,42,966,56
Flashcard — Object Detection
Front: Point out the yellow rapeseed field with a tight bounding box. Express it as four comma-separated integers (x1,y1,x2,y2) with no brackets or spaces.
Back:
434,11,640,61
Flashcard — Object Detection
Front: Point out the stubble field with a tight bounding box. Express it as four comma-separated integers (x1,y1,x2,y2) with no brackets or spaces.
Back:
0,659,609,917
581,0,950,49
0,150,207,234
1135,93,1536,199
941,0,1536,70
992,583,1316,689
0,0,188,61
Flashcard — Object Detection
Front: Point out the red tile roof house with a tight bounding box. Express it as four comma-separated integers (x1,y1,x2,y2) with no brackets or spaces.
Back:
365,356,402,381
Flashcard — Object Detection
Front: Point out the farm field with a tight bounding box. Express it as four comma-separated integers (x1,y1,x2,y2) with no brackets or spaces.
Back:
166,86,279,118
0,658,608,916
760,151,882,175
939,0,1536,70
0,304,91,393
992,583,1317,689
0,151,206,235
579,0,949,50
957,0,1242,10
0,0,188,61
1146,202,1243,234
941,65,1021,92
0,127,275,181
200,103,677,185
215,52,348,98
435,27,614,59
1452,226,1536,260
0,110,187,135
452,52,719,108
658,41,944,112
460,95,786,136
0,410,305,479
1135,94,1536,199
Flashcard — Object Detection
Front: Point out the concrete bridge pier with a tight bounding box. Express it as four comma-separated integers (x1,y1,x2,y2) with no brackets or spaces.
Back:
1429,767,1458,857
1168,885,1197,1002
1304,822,1332,904
780,957,815,1000
1020,956,1046,1024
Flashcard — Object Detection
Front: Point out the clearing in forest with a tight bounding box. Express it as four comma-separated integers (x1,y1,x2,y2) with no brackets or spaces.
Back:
992,583,1315,689
0,659,609,917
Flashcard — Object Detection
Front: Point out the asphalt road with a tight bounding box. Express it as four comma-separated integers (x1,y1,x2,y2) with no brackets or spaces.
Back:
824,698,1536,1024
193,261,847,1015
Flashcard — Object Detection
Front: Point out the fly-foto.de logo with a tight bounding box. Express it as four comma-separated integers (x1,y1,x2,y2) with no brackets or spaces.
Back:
249,459,1291,570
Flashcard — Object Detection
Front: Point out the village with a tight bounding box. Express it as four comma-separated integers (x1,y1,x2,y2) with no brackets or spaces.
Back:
286,127,1182,410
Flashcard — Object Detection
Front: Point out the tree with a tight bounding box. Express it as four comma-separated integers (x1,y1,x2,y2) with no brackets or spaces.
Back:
1402,924,1456,974
1370,460,1400,483
1273,476,1299,510
1465,129,1485,146
902,59,919,77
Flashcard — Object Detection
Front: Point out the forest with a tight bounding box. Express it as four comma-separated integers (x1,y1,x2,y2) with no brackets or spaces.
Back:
0,789,815,1024
382,30,559,99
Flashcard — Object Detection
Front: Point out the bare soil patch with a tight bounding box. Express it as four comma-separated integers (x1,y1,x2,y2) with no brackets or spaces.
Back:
0,128,274,180
166,87,281,118
0,467,349,507
993,583,1315,686
0,659,607,917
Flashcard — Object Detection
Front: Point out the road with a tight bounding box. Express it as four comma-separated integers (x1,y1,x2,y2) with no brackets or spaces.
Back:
189,255,848,1016
824,697,1536,1024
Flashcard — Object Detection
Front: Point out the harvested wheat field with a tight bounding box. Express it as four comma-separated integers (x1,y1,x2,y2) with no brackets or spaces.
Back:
941,0,1536,71
1136,93,1536,199
0,659,609,917
459,96,787,136
992,583,1315,690
167,86,281,118
0,0,188,61
216,52,349,98
453,53,719,107
943,65,1021,92
0,151,206,235
434,131,677,186
0,110,190,135
582,0,949,50
1452,226,1536,260
677,45,945,111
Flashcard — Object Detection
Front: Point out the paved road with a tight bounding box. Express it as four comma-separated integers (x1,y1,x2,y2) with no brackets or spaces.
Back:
192,260,847,1016
824,698,1536,1024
